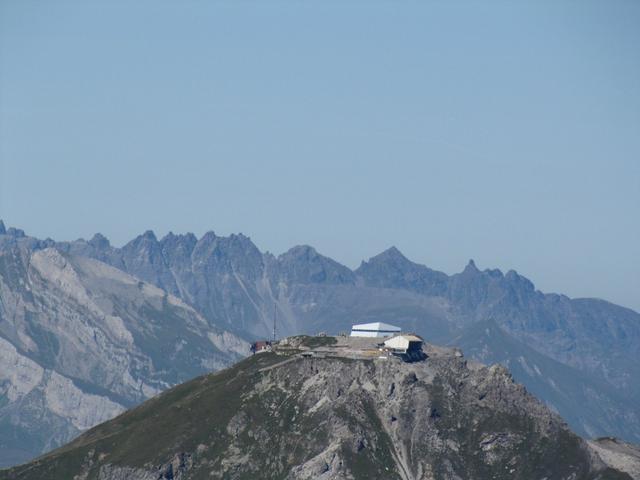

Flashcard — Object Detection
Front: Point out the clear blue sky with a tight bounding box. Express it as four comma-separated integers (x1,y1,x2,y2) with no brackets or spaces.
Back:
1,1,639,311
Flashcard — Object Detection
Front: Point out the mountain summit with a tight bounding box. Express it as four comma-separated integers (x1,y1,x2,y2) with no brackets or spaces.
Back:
1,336,636,480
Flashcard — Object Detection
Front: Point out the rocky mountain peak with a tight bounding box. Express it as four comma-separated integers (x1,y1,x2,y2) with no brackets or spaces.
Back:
354,246,413,277
201,230,217,240
463,258,480,274
485,267,504,278
188,232,265,285
356,247,449,296
160,231,198,256
281,244,319,259
89,233,110,249
373,245,410,264
0,219,5,235
6,227,26,237
505,269,536,291
122,231,160,254
216,233,261,256
193,231,217,249
230,232,248,240
160,231,197,245
276,245,355,285
226,233,258,251
141,230,157,241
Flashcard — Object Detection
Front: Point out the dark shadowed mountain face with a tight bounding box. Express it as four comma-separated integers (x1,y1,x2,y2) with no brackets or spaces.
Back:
0,344,634,480
1,222,639,467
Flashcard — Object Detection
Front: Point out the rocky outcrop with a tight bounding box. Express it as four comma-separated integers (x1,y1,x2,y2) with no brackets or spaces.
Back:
589,439,640,480
94,452,193,480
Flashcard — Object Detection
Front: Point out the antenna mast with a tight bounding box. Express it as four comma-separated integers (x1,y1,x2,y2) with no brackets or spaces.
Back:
273,304,277,342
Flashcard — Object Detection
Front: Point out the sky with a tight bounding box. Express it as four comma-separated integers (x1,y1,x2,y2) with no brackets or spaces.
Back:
0,0,639,311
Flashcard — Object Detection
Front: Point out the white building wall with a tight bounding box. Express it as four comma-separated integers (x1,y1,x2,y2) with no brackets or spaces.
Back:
384,336,410,350
350,330,388,338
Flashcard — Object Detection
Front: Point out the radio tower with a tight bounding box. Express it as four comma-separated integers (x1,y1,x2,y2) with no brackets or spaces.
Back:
273,304,277,342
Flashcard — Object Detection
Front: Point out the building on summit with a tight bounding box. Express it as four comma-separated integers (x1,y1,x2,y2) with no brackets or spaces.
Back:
250,340,272,354
350,322,401,338
384,334,425,362
384,334,423,354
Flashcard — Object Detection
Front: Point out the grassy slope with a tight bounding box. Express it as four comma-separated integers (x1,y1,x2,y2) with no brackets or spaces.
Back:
0,353,284,480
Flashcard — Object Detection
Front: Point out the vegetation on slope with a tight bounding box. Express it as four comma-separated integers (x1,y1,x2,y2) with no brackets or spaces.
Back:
0,342,634,480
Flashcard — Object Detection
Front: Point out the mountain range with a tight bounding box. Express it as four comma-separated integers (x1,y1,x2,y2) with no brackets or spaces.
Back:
0,220,639,467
